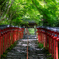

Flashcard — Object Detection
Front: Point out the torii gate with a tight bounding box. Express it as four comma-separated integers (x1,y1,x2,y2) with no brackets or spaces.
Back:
21,21,37,35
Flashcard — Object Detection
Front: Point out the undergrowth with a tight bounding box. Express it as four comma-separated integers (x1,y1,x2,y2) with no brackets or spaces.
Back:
1,41,17,59
38,42,53,59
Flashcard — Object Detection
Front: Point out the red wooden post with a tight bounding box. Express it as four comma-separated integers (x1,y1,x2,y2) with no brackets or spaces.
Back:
56,40,58,59
37,28,40,43
18,28,19,40
13,30,15,43
52,38,53,57
21,29,22,39
51,31,54,57
49,36,50,53
7,30,9,47
12,29,13,44
50,36,52,54
17,29,18,40
20,31,21,39
55,32,59,59
7,28,9,48
16,28,17,40
14,30,17,41
50,31,52,54
44,35,45,47
38,32,40,43
46,32,47,48
54,39,56,59
19,28,21,39
3,29,6,52
9,27,11,46
44,29,46,47
10,28,12,45
0,29,1,58
0,38,1,58
1,35,3,55
43,29,45,47
5,28,7,49
41,29,42,43
11,27,12,44
4,33,6,52
53,37,56,59
8,27,10,47
42,29,43,44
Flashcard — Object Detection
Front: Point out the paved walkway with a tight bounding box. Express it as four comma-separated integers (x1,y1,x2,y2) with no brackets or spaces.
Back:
3,35,51,59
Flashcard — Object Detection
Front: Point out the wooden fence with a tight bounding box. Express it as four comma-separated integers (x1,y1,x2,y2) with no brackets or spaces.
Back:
0,25,24,58
37,26,59,59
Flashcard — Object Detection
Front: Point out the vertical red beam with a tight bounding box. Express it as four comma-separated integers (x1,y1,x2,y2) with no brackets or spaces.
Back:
0,29,1,58
52,38,53,57
37,28,40,43
1,35,3,55
20,30,22,39
11,29,12,45
0,38,1,58
18,28,19,40
21,31,22,39
49,30,51,53
5,32,7,50
46,34,47,48
43,33,44,45
3,29,5,51
50,30,52,54
19,28,21,39
6,28,9,49
10,28,11,45
12,29,14,43
56,40,58,59
42,30,43,44
16,29,17,40
22,28,24,39
13,30,14,43
39,31,40,43
10,27,12,45
41,29,42,43
46,29,48,49
14,30,16,41
9,31,11,47
38,32,40,43
7,30,9,47
54,39,56,59
49,37,50,53
17,29,18,40
52,31,54,58
44,33,45,47
50,37,51,54
3,29,6,52
44,29,46,47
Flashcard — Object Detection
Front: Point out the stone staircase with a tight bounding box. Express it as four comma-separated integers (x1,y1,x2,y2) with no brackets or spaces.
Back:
24,35,37,39
2,35,51,59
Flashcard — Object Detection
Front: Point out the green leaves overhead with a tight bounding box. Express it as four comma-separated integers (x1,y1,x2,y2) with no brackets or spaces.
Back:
0,0,59,27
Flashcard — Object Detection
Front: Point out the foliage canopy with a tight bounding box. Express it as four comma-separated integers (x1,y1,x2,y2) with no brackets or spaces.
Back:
0,0,59,27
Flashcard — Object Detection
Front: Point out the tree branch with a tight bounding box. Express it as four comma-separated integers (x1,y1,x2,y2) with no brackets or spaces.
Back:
31,0,48,18
0,0,15,21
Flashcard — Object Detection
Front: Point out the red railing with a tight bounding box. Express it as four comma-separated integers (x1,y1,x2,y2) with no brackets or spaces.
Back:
0,26,24,58
37,26,59,59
